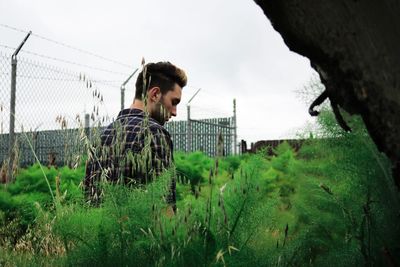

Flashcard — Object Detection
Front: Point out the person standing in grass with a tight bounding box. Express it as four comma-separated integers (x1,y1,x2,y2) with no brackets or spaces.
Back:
84,61,187,213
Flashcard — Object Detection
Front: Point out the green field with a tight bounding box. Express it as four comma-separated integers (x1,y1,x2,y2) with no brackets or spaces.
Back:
1,111,399,266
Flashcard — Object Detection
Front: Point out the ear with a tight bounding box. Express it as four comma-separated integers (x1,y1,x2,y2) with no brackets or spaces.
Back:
148,87,161,102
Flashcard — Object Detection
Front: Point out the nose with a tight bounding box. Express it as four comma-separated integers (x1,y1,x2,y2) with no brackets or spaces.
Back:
170,107,177,117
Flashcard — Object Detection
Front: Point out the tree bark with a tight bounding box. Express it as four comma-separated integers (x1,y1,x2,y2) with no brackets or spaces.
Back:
255,0,400,187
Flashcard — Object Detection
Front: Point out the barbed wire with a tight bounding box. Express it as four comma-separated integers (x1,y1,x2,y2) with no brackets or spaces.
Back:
0,43,14,51
0,23,134,69
8,55,121,89
15,74,80,82
0,50,136,98
0,42,131,76
16,56,83,78
20,49,131,76
190,105,232,119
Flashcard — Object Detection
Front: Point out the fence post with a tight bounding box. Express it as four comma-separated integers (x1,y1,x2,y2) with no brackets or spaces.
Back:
187,105,191,153
120,68,138,110
185,88,201,154
233,98,237,155
84,113,90,139
217,131,224,157
8,31,31,183
120,85,125,111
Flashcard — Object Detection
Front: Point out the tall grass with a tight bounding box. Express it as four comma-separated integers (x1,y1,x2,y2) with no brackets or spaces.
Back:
1,114,399,266
1,75,400,266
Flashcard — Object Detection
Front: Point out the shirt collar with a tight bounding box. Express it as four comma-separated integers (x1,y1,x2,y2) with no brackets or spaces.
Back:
116,108,163,127
116,108,144,119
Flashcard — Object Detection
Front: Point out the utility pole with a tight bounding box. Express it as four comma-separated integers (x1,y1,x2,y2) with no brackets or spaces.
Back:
120,68,138,110
186,88,201,153
8,31,31,183
233,98,237,155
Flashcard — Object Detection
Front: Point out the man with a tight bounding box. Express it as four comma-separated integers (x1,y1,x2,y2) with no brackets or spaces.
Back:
84,61,187,211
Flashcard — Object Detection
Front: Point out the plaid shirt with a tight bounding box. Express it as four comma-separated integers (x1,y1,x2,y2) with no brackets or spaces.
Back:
84,108,175,207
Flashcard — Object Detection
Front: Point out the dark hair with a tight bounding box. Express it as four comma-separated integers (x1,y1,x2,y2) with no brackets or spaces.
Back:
135,62,187,100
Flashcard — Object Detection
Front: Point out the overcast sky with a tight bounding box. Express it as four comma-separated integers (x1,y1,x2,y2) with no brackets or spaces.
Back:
0,0,318,143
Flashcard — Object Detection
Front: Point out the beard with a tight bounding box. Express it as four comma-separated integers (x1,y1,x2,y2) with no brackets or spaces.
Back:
151,102,169,125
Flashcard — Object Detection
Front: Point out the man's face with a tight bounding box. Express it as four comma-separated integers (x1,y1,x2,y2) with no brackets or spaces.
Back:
151,83,182,125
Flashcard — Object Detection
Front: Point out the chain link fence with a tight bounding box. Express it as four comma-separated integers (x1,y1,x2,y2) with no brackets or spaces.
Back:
0,52,11,134
0,51,116,133
0,49,127,175
166,116,235,157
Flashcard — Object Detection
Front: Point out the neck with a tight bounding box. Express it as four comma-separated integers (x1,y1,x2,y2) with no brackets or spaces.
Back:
130,99,144,110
